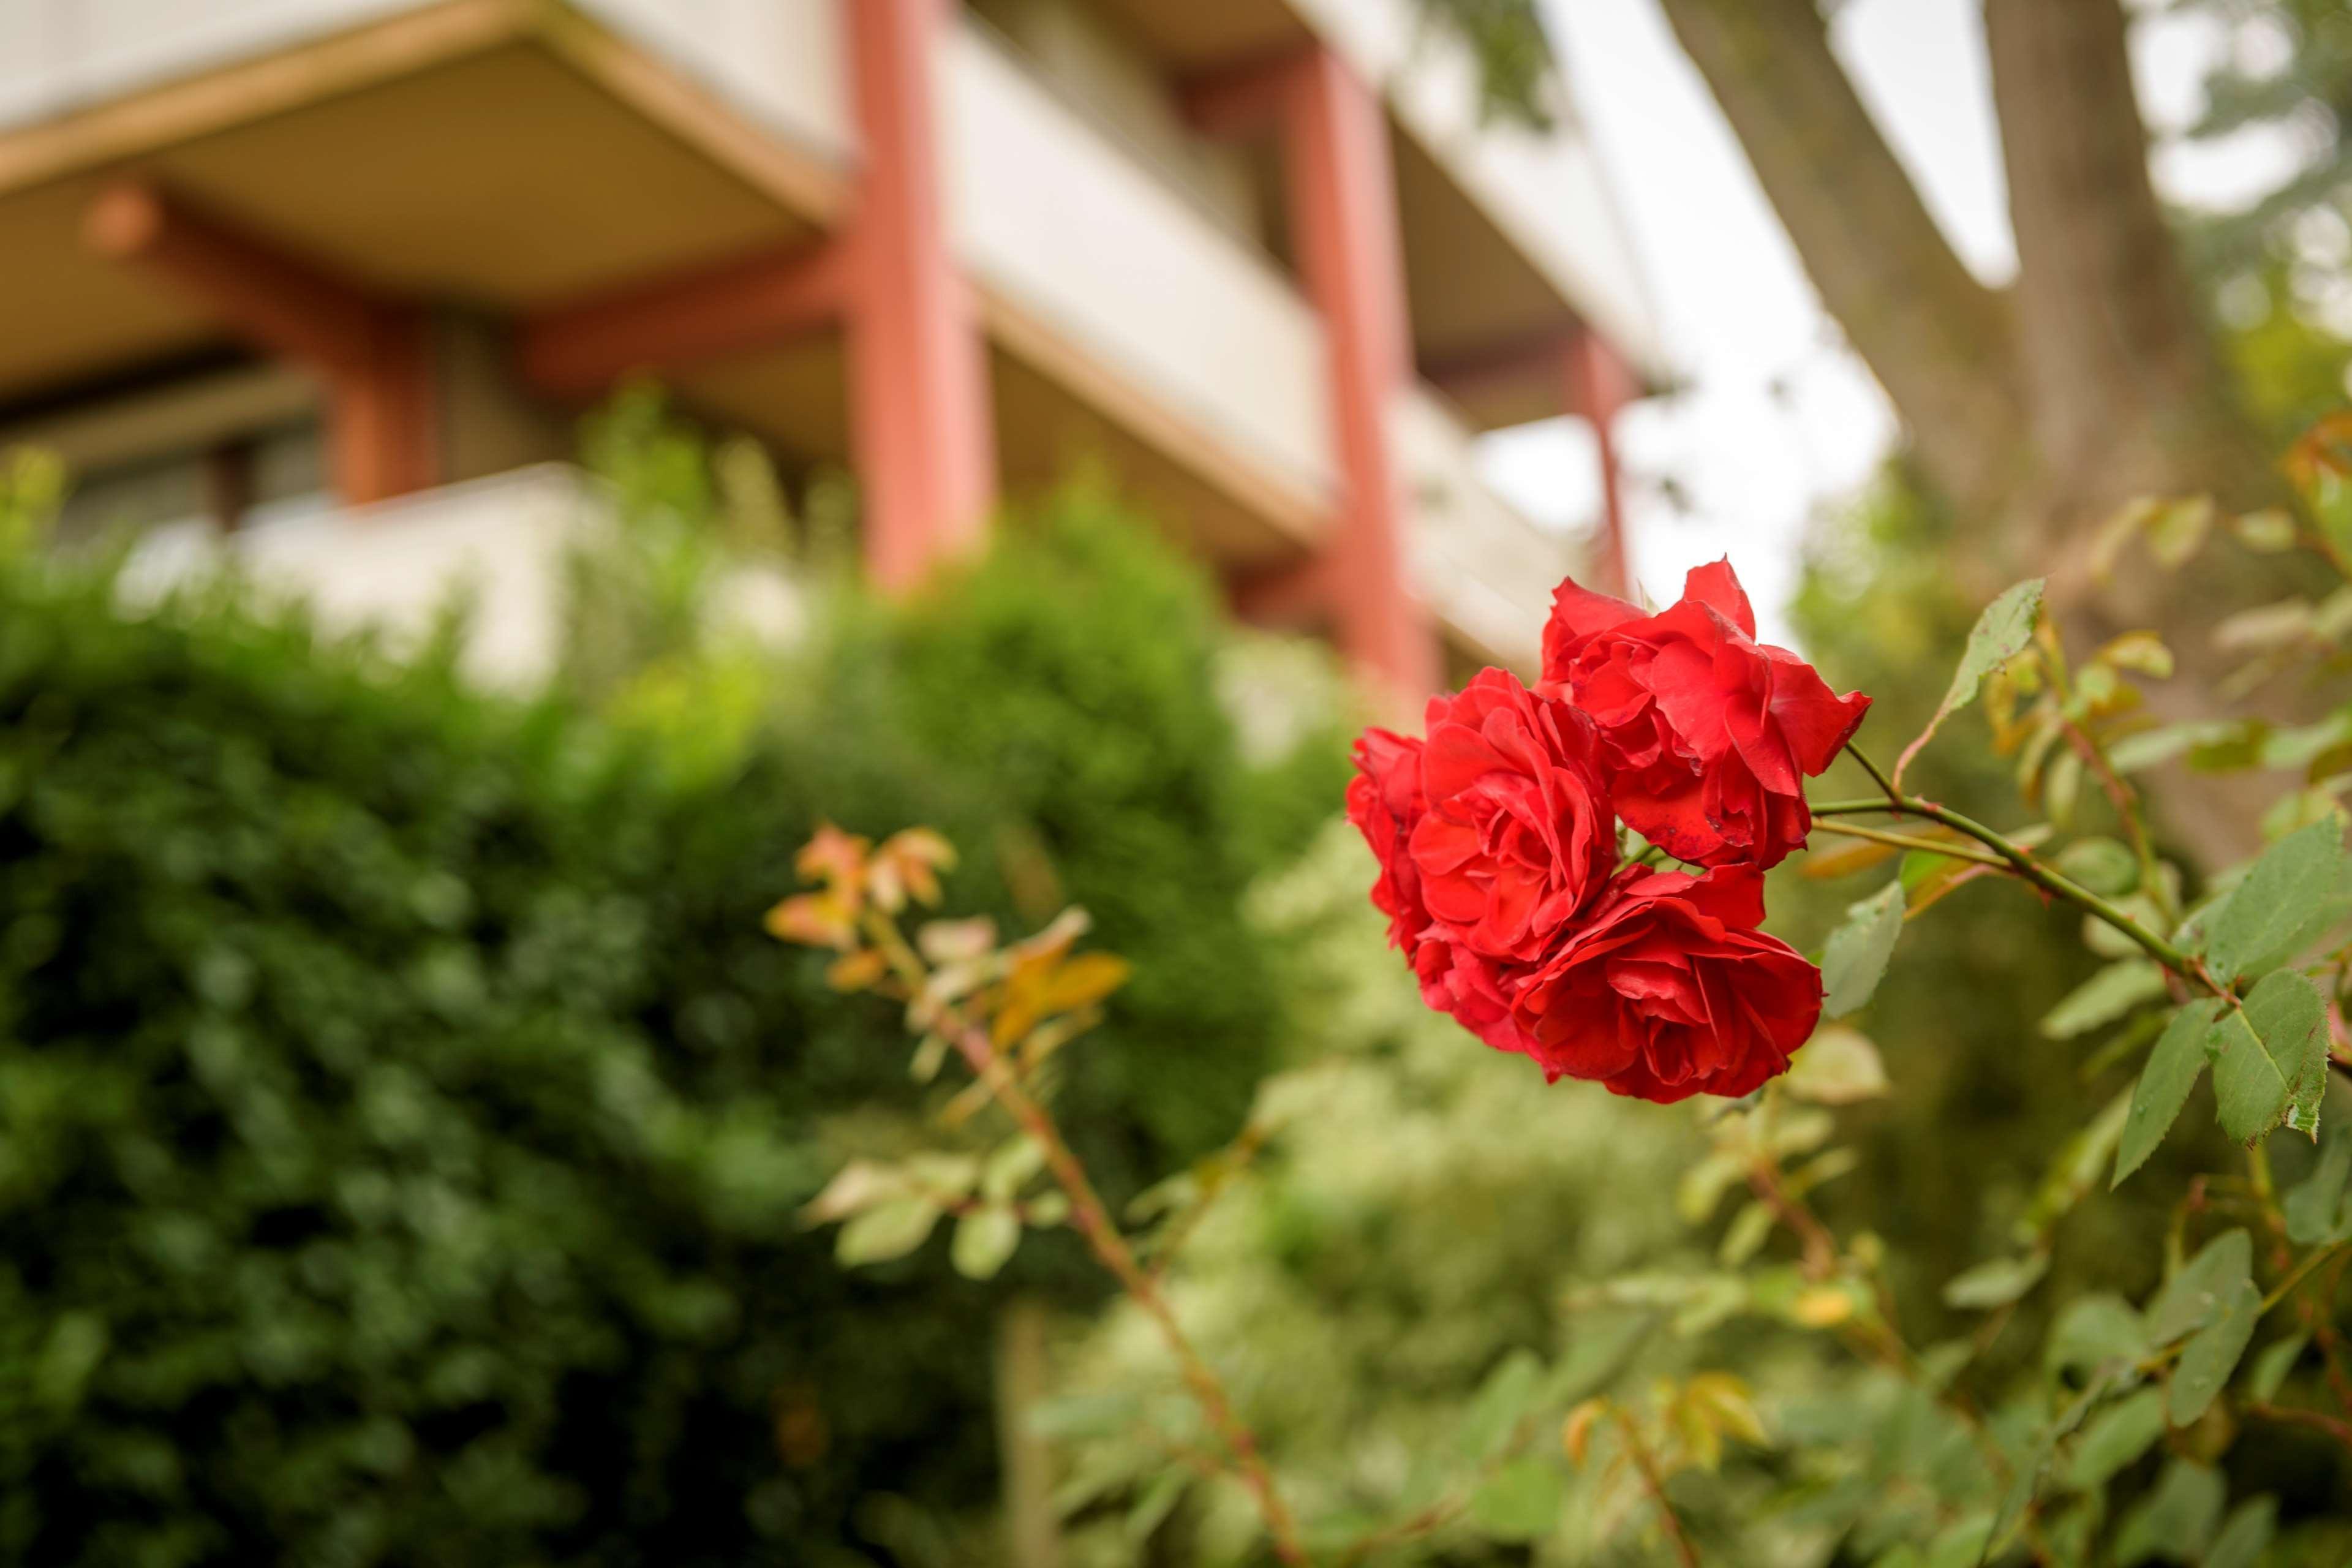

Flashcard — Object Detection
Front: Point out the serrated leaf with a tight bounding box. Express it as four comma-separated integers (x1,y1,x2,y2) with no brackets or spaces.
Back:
2064,1387,2165,1490
2145,1229,2252,1345
835,1195,941,1265
2245,1334,2306,1403
2039,959,2167,1039
1467,1459,1563,1542
2207,971,2329,1144
951,1205,1021,1280
1822,880,1905,1019
2168,1276,2261,1425
2114,1000,2220,1188
1898,578,2044,783
2206,818,2348,983
1943,1253,2047,1310
1785,1025,1890,1103
2203,1498,2277,1568
2283,1129,2352,1245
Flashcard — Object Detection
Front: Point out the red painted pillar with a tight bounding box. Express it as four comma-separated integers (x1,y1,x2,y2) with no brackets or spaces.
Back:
1567,328,1634,601
1278,48,1441,703
843,0,997,592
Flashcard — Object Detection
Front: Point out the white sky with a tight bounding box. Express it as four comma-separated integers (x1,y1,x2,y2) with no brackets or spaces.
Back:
1477,0,2310,649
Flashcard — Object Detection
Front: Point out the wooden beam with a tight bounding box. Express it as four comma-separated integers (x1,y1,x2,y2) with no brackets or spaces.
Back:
0,0,536,199
518,238,850,396
1420,325,1583,406
86,179,437,504
1177,47,1312,141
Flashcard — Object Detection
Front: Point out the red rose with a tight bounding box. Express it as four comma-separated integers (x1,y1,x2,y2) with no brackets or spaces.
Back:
1510,864,1822,1103
1541,560,1870,869
1348,725,1541,1057
1412,669,1616,961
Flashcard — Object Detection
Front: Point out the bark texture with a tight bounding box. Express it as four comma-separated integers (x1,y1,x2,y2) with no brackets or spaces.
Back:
1656,0,2306,866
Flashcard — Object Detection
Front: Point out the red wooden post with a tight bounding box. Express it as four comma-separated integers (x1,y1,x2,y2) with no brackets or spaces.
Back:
86,181,437,505
843,0,997,593
1566,328,1634,601
1279,47,1441,703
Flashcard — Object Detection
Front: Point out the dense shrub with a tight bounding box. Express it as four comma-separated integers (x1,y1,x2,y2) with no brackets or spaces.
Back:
0,488,1344,1566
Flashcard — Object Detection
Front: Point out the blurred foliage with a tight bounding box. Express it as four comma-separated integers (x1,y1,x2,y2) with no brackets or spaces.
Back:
0,432,1347,1564
1408,0,1557,129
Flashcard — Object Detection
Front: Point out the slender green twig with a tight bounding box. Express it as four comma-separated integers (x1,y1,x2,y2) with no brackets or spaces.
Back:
1820,747,2212,989
1809,820,2008,869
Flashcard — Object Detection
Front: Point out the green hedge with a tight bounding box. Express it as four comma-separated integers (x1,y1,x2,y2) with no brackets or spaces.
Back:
0,491,1346,1566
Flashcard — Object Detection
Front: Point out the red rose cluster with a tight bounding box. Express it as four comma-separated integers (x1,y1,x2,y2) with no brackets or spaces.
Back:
1348,562,1870,1103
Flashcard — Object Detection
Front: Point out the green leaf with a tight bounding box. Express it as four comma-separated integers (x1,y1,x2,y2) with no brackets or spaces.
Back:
2055,836,2138,896
2205,818,2348,984
981,1135,1047,1200
1898,578,2044,780
1822,880,1905,1019
1027,1390,1141,1440
2111,1458,2225,1567
2064,1387,2165,1491
1457,1348,1544,1460
2203,1497,2277,1568
2114,1000,2220,1188
2283,1128,2352,1245
2019,1088,2132,1242
2040,960,2168,1039
2045,1293,2147,1378
1989,1373,2113,1558
950,1205,1021,1280
2207,971,2329,1144
2245,1334,2306,1403
1124,1469,1186,1544
2168,1276,2260,1425
1785,1025,1890,1103
1467,1458,1563,1542
2145,1229,2252,1345
1943,1252,2048,1310
835,1194,941,1265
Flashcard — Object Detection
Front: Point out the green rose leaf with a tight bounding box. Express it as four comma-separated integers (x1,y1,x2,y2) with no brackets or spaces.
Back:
950,1204,1022,1280
2064,1387,2165,1491
1943,1252,2048,1311
835,1194,942,1266
2145,1228,2252,1346
2113,1000,2220,1188
2204,818,2348,984
2168,1276,2261,1426
2111,1459,2225,1567
2244,1334,2306,1403
2203,1498,2278,1568
1467,1458,1564,1542
1457,1348,1544,1461
1821,880,1905,1019
2039,959,2167,1040
2207,970,2329,1144
1895,577,2044,784
2283,1128,2352,1245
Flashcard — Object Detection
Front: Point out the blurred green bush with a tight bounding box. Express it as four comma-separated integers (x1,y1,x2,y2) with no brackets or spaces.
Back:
0,472,1348,1565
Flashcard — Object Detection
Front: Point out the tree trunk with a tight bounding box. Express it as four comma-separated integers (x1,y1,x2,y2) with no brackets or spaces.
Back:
1656,0,2304,866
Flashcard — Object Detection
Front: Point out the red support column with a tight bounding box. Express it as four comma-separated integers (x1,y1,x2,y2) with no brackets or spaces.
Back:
1566,328,1635,601
85,181,437,506
843,0,997,593
1191,47,1439,703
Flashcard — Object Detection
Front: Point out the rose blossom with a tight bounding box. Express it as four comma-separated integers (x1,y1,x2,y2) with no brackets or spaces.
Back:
1346,669,1616,1053
1510,863,1822,1104
1541,559,1870,869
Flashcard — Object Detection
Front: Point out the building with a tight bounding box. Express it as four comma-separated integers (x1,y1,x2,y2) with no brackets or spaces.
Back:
0,0,1662,693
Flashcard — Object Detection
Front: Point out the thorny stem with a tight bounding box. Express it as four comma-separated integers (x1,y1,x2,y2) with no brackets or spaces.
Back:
864,916,1310,1566
1808,820,2010,869
1611,1409,1702,1568
1820,746,2214,990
